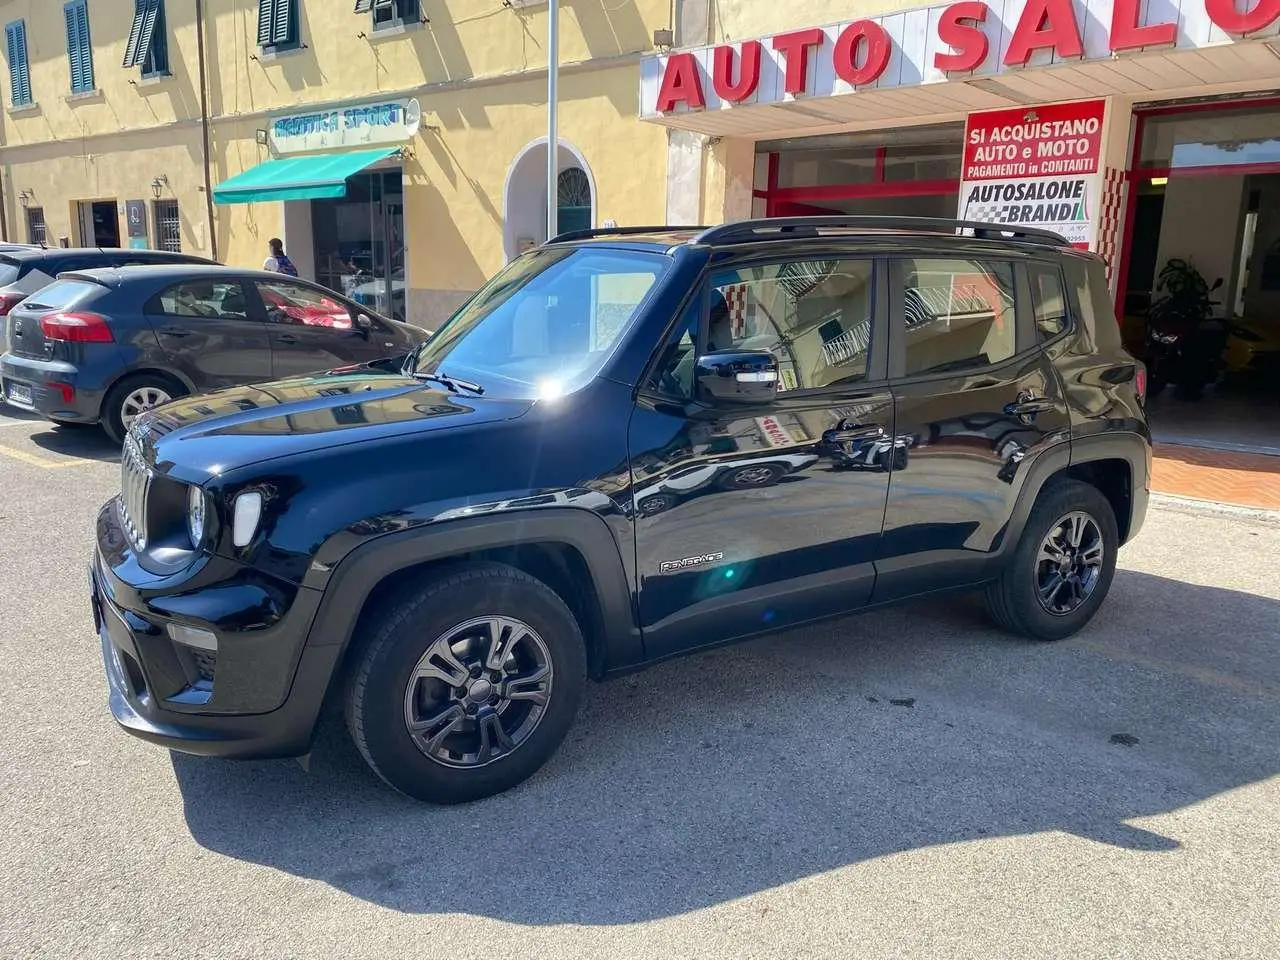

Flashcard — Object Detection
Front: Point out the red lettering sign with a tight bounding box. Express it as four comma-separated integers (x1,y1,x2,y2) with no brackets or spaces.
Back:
772,28,826,94
834,20,892,86
655,52,705,112
1205,0,1280,33
1110,0,1177,50
961,100,1105,180
1004,0,1083,65
935,2,990,72
714,41,762,102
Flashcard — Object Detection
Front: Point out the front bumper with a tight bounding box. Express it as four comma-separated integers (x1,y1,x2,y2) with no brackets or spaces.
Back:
91,503,341,759
0,352,102,422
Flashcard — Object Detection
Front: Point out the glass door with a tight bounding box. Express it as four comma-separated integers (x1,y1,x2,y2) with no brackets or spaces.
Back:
311,168,407,321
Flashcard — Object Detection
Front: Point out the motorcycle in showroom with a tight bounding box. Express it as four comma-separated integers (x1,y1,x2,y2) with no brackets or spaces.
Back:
1144,259,1226,401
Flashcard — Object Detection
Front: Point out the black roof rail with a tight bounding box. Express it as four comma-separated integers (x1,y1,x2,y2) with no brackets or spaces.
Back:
691,216,1071,247
545,224,711,245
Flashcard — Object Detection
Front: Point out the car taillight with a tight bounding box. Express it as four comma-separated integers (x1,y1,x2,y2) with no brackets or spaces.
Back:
39,312,114,343
0,292,25,316
1135,365,1147,402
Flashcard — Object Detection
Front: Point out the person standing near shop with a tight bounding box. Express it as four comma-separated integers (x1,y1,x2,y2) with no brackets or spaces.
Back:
263,238,299,277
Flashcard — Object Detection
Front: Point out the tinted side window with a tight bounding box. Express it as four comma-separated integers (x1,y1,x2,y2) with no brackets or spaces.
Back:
1028,262,1069,342
256,279,357,330
644,293,700,400
148,281,250,320
705,258,876,391
900,258,1016,376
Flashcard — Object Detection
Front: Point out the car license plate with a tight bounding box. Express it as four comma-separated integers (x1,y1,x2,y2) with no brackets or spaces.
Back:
5,382,33,407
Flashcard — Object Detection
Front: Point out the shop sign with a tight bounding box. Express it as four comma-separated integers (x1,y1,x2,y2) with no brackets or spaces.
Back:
640,0,1280,116
269,99,422,154
957,99,1105,247
756,415,795,446
125,200,148,240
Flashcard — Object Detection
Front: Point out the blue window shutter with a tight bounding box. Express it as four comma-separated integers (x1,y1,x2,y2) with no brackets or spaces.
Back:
65,1,93,93
16,21,30,106
256,0,274,46
122,1,147,68
272,0,295,45
354,0,374,13
5,21,31,107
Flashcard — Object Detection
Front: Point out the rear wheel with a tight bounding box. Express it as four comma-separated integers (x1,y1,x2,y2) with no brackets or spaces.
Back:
344,563,587,804
102,374,184,443
984,480,1118,641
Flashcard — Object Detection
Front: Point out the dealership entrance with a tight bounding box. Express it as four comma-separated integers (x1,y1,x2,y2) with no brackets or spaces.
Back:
1118,97,1280,454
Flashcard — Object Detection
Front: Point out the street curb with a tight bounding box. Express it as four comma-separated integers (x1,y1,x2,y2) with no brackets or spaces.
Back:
1150,492,1280,524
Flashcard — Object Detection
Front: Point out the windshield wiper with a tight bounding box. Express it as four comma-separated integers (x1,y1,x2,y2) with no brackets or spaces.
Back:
411,371,485,395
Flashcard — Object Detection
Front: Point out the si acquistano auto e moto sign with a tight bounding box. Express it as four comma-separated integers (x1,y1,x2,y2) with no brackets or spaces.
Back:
957,99,1105,249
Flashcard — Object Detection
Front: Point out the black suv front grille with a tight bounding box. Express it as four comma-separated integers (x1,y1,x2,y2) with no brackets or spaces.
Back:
119,434,151,550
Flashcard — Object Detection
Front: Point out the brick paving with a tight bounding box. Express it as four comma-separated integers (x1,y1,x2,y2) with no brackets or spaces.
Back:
1151,443,1280,511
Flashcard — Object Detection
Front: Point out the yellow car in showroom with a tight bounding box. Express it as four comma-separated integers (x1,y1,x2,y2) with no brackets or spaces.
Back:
1223,317,1280,378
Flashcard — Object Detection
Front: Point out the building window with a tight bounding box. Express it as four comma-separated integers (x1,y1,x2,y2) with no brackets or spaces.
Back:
26,207,46,246
556,167,592,235
5,20,32,107
357,0,420,29
153,200,180,252
257,0,300,52
64,0,95,94
123,0,168,78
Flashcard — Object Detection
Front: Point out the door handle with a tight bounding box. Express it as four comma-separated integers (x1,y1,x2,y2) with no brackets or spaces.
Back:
826,422,885,443
276,334,299,345
158,326,191,338
1003,393,1056,418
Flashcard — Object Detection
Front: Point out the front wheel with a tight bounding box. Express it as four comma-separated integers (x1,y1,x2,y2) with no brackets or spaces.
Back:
983,480,1119,641
344,563,586,804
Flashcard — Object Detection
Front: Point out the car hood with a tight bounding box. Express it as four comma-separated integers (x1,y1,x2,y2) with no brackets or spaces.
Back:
134,366,533,479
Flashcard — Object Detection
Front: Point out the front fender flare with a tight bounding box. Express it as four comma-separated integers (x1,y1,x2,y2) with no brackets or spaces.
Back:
302,509,643,672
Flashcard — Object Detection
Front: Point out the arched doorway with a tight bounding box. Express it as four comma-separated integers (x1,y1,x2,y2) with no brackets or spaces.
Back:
503,139,596,259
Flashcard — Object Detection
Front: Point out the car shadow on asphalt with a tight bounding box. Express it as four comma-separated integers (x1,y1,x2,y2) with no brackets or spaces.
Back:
27,424,121,462
171,569,1280,924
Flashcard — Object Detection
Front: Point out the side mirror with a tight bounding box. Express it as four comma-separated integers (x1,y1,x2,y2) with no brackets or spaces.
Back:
695,350,779,404
355,313,373,337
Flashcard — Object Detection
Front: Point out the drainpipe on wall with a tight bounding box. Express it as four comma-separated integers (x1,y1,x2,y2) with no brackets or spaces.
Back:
0,172,10,243
195,0,218,261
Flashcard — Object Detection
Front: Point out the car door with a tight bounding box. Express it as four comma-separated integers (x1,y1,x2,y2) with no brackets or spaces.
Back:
249,277,397,378
144,277,273,389
629,254,894,661
873,252,1072,602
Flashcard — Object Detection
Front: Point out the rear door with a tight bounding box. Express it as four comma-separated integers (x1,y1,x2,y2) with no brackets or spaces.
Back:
873,252,1072,601
248,277,400,377
144,277,272,389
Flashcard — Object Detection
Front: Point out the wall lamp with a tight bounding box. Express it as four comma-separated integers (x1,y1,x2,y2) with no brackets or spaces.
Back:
17,189,33,208
150,175,170,200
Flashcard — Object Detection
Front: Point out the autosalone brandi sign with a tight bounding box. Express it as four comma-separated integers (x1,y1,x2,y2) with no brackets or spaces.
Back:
269,99,422,154
639,0,1280,116
958,100,1105,247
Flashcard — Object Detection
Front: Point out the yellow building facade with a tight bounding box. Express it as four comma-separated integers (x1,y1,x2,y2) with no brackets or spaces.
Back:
0,0,674,326
4,0,1280,332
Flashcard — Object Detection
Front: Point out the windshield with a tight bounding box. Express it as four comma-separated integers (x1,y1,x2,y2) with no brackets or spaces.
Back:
22,279,100,311
409,246,670,399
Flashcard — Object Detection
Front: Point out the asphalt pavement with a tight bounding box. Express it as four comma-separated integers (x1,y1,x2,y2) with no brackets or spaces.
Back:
1,403,1277,960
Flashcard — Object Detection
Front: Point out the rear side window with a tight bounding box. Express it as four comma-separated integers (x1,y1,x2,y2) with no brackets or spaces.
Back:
148,281,250,320
1027,262,1069,342
22,279,101,311
0,258,19,286
899,258,1016,376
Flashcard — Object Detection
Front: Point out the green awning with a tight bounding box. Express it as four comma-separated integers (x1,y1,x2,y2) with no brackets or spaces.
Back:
212,148,398,205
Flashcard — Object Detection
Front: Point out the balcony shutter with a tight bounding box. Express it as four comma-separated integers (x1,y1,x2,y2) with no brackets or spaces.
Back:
354,0,375,13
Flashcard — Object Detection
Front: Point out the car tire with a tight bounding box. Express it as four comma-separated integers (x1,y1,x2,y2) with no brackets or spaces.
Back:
983,479,1118,642
344,562,587,804
102,373,185,444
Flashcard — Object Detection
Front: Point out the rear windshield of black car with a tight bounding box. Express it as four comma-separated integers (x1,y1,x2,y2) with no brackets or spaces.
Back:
22,279,103,311
0,257,21,287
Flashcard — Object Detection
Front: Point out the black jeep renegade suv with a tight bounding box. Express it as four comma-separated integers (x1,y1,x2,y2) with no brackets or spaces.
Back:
89,217,1150,804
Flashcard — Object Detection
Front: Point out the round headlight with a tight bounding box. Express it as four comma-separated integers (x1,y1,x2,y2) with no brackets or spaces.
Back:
187,485,206,547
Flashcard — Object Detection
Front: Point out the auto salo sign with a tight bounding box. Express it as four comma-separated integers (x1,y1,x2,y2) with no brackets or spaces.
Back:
640,0,1280,115
269,99,422,154
958,99,1106,246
